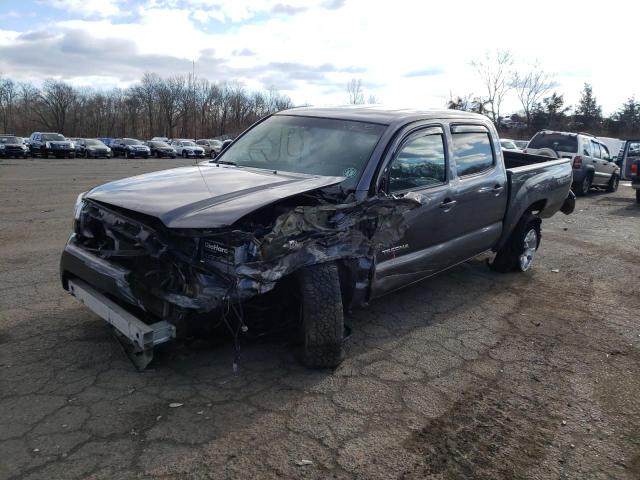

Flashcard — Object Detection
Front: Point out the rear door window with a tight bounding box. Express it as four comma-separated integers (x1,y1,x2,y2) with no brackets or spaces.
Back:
591,141,601,159
451,131,495,177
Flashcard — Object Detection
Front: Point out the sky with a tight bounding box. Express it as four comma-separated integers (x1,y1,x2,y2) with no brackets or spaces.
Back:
0,0,638,115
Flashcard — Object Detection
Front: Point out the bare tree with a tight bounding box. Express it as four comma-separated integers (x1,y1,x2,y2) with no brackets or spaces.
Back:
0,73,292,139
346,78,365,105
471,50,513,126
367,94,379,104
511,63,555,127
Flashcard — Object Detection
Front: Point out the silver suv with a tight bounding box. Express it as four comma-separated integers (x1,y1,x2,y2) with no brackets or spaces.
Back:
526,130,620,196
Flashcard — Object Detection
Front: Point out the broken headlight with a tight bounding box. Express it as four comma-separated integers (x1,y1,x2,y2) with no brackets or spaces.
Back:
72,191,87,232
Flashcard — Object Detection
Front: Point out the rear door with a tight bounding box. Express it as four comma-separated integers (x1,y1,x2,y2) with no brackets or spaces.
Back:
372,125,455,296
590,140,608,185
599,143,617,179
447,124,508,260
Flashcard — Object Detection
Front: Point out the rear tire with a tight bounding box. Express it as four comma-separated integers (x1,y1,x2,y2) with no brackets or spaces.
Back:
296,262,345,368
606,174,619,193
182,151,188,159
575,174,592,196
491,212,541,273
210,150,216,159
636,189,640,204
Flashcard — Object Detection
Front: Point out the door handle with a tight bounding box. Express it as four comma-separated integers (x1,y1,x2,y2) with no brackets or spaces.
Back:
479,185,504,195
439,199,457,210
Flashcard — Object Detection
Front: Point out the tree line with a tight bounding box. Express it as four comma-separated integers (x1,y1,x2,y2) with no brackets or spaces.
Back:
0,73,293,139
446,50,640,139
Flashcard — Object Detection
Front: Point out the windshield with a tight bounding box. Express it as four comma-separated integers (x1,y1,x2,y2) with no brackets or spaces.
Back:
0,136,20,143
151,141,170,147
182,141,196,146
123,139,143,145
528,132,578,153
500,140,517,149
42,133,65,141
218,115,385,188
85,139,104,146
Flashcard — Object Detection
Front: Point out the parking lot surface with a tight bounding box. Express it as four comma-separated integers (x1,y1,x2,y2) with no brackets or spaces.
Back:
1,158,639,480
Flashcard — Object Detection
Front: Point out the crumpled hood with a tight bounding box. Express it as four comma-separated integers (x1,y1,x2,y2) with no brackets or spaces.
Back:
86,164,345,228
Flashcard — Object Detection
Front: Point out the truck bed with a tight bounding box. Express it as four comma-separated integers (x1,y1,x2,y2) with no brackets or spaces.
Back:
497,150,573,250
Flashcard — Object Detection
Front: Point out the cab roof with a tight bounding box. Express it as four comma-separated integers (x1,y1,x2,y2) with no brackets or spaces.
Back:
275,105,489,127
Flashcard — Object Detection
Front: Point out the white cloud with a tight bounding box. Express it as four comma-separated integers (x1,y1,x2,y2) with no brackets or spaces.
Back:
4,0,640,114
48,0,124,18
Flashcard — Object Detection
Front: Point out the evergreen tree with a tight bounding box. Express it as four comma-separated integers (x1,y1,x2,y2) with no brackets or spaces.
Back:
574,83,602,132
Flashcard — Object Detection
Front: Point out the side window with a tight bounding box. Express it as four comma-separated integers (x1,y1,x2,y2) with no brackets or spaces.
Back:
451,131,494,176
628,142,640,157
582,140,592,157
600,144,610,160
591,141,601,159
388,134,446,192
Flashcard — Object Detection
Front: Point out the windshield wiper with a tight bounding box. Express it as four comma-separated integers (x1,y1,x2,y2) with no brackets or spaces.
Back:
214,159,238,166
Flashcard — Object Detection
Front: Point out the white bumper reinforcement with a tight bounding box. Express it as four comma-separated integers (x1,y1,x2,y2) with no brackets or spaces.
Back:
68,279,176,369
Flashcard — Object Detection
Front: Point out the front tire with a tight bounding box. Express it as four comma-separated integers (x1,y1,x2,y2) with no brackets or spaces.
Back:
491,212,541,273
182,151,188,159
636,189,640,204
606,174,619,193
296,262,345,368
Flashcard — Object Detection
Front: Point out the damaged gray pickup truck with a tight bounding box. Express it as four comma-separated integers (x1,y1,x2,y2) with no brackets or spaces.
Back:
60,107,575,369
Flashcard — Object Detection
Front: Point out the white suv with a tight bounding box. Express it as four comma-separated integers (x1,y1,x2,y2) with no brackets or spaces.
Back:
525,130,620,196
170,140,205,159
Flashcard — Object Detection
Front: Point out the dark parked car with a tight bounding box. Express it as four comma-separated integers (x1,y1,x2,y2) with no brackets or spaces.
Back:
73,138,112,158
61,107,575,369
146,140,177,158
111,138,150,158
29,132,75,158
0,135,29,158
196,139,223,158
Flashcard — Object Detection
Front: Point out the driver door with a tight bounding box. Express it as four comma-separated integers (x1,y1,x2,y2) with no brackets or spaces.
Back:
372,126,455,297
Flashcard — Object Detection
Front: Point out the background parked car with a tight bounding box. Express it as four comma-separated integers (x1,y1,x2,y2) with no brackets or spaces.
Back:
146,140,176,158
111,138,151,158
500,139,521,151
196,139,223,158
630,158,640,203
29,132,75,158
526,130,620,196
98,138,114,147
74,138,112,158
616,139,640,180
513,140,529,150
0,135,29,158
151,136,169,142
170,139,205,158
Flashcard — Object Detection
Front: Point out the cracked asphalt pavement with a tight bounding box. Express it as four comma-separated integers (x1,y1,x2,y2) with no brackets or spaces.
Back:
1,158,639,479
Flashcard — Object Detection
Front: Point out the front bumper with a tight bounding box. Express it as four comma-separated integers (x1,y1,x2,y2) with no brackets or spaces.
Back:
86,149,112,158
46,147,74,156
1,147,28,157
67,278,175,369
127,150,150,157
